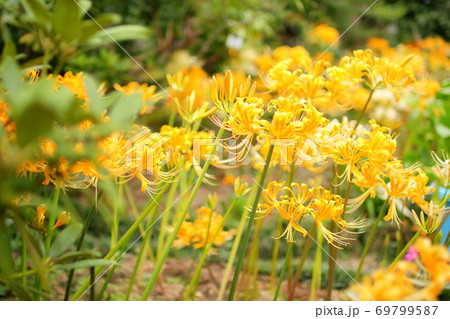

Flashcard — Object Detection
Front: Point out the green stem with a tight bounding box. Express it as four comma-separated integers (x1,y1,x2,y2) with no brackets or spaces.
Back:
273,242,293,301
228,144,275,301
21,232,27,286
111,182,124,248
309,230,323,301
355,199,389,281
325,220,338,300
45,187,61,253
354,88,375,130
168,106,177,126
285,161,296,292
388,230,423,270
288,224,316,300
381,234,390,267
270,217,282,293
70,183,169,300
244,219,262,300
64,202,98,301
89,267,95,301
185,198,238,300
216,170,262,300
157,179,179,259
139,124,227,300
444,231,450,247
326,172,352,300
125,203,159,300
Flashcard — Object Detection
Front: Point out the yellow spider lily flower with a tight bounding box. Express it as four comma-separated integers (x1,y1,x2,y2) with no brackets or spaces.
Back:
210,70,256,111
174,206,234,249
412,202,446,234
431,151,450,187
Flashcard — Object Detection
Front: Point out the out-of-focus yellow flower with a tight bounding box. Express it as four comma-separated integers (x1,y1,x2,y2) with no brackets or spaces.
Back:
234,176,249,197
174,206,234,249
414,237,450,296
432,151,450,187
255,46,312,73
222,172,235,185
40,138,57,158
308,24,340,46
0,99,10,126
53,211,71,229
55,72,88,104
24,69,41,83
367,37,391,53
97,131,127,177
71,159,100,187
350,261,419,301
175,91,216,124
29,204,47,234
11,192,33,206
167,66,216,123
349,238,450,301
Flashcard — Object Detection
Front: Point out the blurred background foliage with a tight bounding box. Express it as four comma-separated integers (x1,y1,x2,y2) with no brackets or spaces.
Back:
1,0,449,85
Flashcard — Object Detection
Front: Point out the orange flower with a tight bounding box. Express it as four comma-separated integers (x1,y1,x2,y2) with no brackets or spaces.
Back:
53,211,71,229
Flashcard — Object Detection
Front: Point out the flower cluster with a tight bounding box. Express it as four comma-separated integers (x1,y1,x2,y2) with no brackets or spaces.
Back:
27,204,71,236
258,181,365,247
174,206,234,249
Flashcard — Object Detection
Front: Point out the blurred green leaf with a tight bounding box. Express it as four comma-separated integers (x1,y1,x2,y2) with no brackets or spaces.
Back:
48,223,83,258
86,25,152,47
79,13,122,44
53,0,82,42
0,56,22,97
53,250,101,264
20,0,51,29
54,258,113,270
109,93,143,125
0,278,33,300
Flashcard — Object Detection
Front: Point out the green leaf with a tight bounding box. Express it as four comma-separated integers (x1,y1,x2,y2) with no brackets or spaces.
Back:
86,25,152,47
2,279,33,301
53,250,101,264
435,122,450,138
54,259,113,270
0,56,23,98
78,13,122,44
83,75,104,117
15,102,55,147
21,0,51,29
48,223,83,258
77,0,92,17
1,25,17,60
109,93,143,125
52,0,81,42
